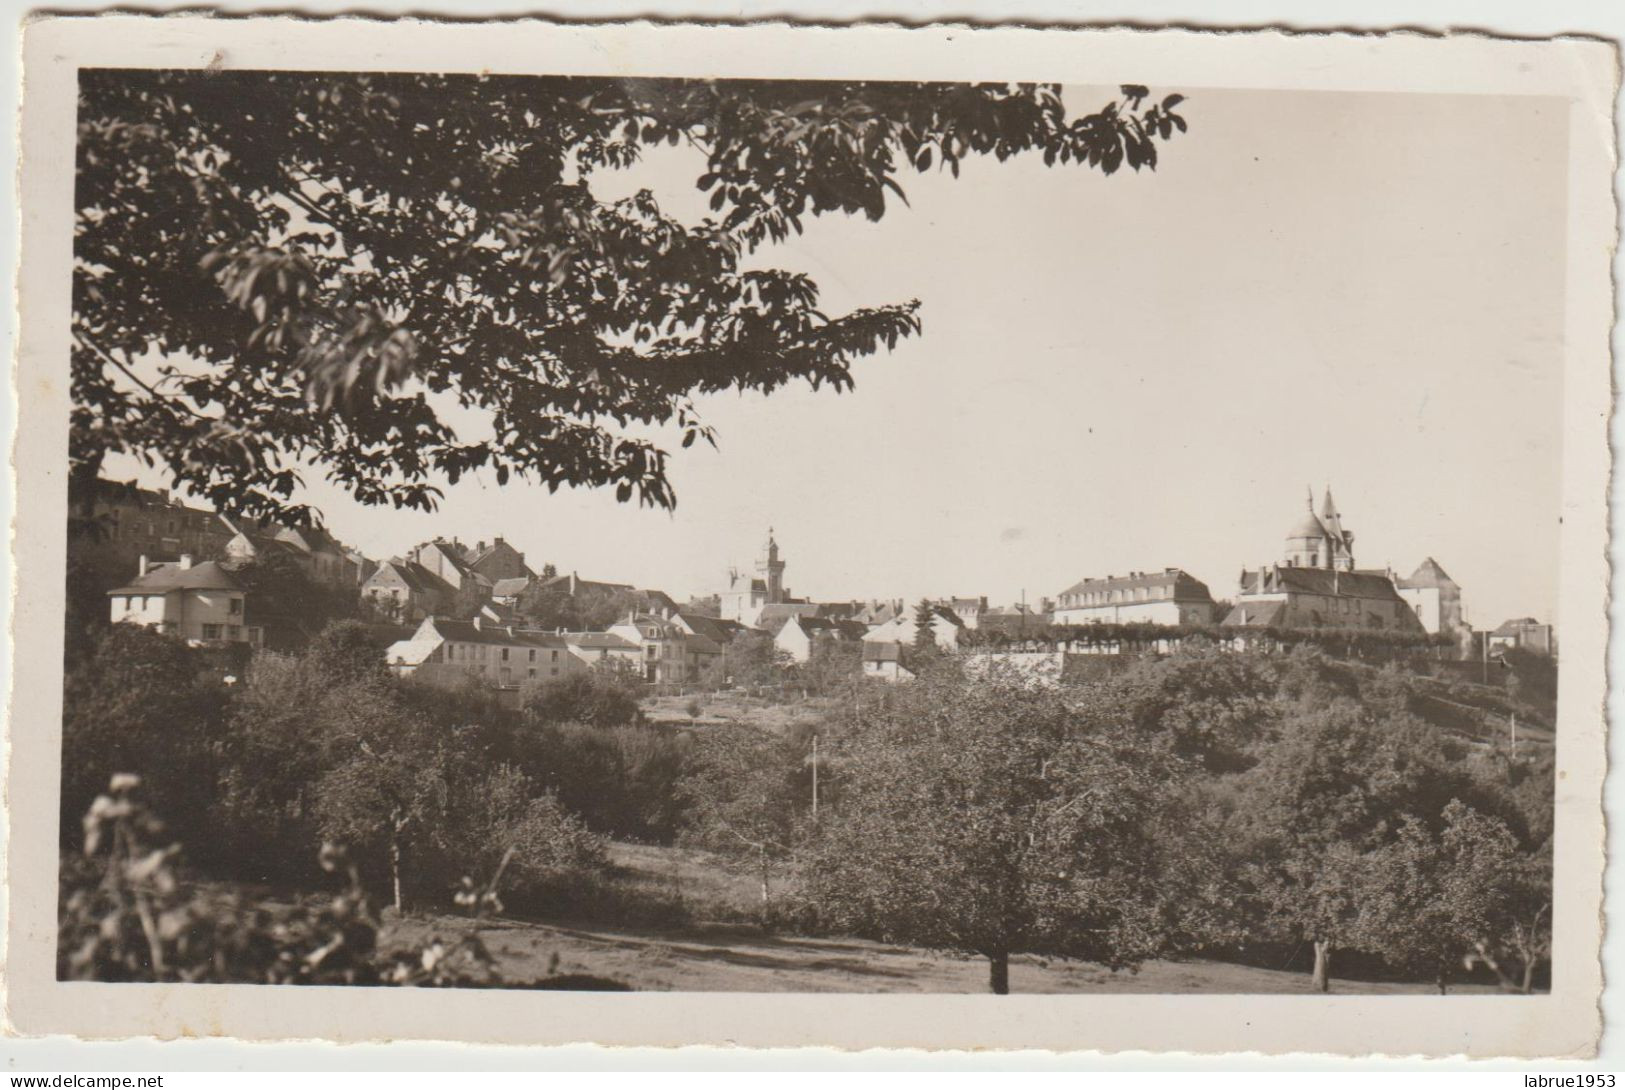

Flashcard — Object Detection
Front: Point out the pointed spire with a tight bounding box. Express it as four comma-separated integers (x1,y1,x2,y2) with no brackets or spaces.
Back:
1321,485,1337,520
1306,484,1315,511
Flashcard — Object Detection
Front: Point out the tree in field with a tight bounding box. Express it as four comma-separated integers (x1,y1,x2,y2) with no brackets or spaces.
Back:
1231,697,1456,991
1357,800,1547,994
679,725,810,905
707,629,793,691
74,73,1186,523
802,635,864,697
805,668,1196,993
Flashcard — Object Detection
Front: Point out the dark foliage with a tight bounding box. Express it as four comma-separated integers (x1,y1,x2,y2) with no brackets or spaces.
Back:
521,668,645,729
74,74,1185,523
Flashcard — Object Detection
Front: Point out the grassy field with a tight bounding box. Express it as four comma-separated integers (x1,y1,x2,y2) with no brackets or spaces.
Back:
381,907,1508,995
377,839,1511,995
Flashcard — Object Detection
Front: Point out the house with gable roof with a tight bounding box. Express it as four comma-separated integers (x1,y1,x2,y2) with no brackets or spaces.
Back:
1396,557,1468,643
385,615,578,689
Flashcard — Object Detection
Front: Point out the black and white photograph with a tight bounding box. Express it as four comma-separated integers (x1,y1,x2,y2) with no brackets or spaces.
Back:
6,14,1616,1059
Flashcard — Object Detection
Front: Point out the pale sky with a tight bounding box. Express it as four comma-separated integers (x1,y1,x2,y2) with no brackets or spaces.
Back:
107,86,1569,627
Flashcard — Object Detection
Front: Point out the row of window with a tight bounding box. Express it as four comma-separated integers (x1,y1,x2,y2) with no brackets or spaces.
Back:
446,642,563,664
113,595,242,616
200,624,246,641
1061,585,1174,608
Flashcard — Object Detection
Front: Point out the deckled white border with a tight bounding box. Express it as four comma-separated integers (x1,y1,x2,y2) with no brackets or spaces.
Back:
6,14,1617,1058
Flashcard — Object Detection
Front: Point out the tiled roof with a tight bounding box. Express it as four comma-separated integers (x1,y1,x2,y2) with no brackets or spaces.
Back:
563,631,640,651
757,602,821,627
491,576,532,598
1399,557,1459,590
540,573,636,595
793,616,869,641
415,540,474,576
371,559,456,597
1221,600,1287,627
676,612,732,643
425,617,569,648
1492,617,1544,637
683,633,723,656
1248,566,1407,602
1058,568,1214,602
109,560,242,595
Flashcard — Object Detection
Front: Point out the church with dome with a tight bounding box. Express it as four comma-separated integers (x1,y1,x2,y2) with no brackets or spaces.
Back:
1223,487,1425,634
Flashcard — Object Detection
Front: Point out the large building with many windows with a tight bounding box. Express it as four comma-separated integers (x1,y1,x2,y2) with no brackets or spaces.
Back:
1052,568,1216,627
383,615,577,689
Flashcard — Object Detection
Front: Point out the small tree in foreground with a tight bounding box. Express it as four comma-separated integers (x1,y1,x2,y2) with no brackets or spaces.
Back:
805,666,1197,993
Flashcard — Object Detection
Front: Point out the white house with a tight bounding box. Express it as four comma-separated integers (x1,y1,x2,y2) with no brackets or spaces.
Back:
108,555,262,647
769,614,868,663
384,615,577,689
561,630,645,673
861,640,915,682
864,605,964,651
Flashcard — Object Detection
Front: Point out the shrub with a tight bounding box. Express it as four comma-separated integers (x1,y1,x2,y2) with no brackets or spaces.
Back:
522,669,643,728
513,722,691,843
59,773,630,988
437,764,609,914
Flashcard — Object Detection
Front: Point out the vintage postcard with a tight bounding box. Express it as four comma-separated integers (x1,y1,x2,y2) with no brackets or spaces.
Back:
6,15,1617,1057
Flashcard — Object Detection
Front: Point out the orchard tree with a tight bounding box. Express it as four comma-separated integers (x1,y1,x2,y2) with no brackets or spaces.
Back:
709,629,793,691
806,668,1199,994
1358,800,1545,994
679,725,809,905
74,73,1187,523
802,635,864,697
1232,697,1456,991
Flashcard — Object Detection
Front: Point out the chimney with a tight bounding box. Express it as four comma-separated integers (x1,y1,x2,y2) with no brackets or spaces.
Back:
477,540,486,553
178,554,194,570
138,555,149,577
495,535,504,545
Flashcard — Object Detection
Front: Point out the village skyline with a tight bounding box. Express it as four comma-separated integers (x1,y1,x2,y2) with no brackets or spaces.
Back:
97,84,1566,627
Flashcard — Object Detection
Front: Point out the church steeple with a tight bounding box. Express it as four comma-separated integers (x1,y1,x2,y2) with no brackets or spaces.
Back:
756,527,786,603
